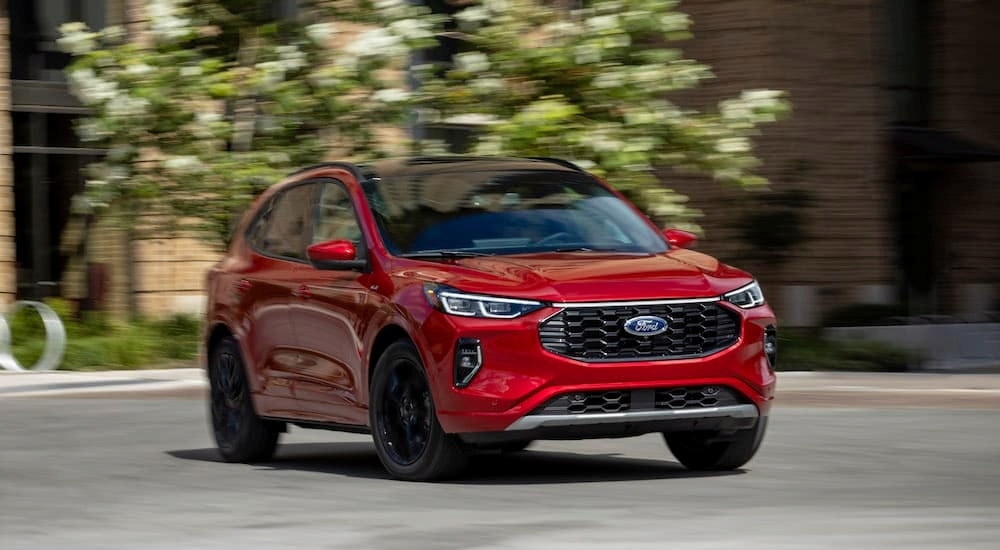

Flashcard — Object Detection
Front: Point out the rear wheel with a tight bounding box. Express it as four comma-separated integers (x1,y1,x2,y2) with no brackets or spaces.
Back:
370,341,468,481
208,337,281,463
664,417,768,471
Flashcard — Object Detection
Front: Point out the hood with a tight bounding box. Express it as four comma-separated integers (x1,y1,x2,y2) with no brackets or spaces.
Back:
392,249,753,303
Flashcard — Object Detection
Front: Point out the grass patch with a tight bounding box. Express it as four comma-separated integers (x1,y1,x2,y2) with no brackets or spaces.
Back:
777,329,918,372
9,299,200,371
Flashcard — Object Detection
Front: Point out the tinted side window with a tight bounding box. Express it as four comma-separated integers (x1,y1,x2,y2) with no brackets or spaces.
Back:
312,182,362,245
249,184,316,260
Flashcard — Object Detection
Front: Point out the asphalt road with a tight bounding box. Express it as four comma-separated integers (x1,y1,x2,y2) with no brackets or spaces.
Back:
2,398,998,549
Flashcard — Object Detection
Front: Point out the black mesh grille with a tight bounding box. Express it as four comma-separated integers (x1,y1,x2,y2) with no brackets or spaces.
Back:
532,386,745,416
539,302,740,361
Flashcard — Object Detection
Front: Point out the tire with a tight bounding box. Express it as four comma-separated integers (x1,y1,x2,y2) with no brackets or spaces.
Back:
664,417,768,471
369,341,468,481
208,336,281,463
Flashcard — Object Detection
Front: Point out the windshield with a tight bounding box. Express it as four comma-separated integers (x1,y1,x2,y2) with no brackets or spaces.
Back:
363,170,668,256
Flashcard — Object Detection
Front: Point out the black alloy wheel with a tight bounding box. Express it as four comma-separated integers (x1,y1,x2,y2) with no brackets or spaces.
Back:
208,337,281,463
370,341,468,481
378,359,433,465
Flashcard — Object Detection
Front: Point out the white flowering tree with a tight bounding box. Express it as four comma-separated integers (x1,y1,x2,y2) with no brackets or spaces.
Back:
63,0,788,240
60,0,434,242
400,0,790,227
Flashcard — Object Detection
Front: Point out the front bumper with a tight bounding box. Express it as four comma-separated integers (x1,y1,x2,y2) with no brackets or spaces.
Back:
505,403,759,431
415,303,777,435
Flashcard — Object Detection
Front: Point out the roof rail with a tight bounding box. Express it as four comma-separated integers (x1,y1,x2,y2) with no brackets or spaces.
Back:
528,157,585,172
286,162,364,180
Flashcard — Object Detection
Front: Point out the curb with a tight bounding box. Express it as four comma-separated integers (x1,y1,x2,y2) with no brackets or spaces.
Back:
0,368,207,398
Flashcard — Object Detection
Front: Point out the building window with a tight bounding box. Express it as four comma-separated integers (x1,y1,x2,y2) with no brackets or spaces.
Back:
10,0,108,81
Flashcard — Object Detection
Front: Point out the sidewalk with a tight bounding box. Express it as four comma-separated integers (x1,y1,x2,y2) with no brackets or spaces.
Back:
1,367,999,406
0,367,207,398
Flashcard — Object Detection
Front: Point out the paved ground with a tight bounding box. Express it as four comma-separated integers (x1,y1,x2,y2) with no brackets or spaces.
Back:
4,367,1000,406
1,390,999,548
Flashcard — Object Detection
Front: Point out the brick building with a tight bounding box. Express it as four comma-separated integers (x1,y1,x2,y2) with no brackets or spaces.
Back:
1,0,998,325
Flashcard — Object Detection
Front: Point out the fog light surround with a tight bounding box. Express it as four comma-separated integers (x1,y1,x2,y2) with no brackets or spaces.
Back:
454,338,483,388
764,325,777,368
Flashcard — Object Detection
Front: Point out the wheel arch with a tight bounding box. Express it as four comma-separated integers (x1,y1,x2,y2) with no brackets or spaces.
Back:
368,324,413,390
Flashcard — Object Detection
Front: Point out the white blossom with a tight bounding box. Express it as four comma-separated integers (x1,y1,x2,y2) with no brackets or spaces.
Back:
163,155,205,174
455,7,491,31
196,111,222,125
257,61,286,89
57,22,98,55
179,65,202,78
472,135,505,156
575,44,602,65
592,71,625,89
375,0,409,18
373,88,411,103
148,0,192,43
68,68,121,104
454,52,490,74
126,63,154,76
346,29,407,59
105,94,151,118
443,113,500,126
276,45,308,72
472,77,505,94
100,25,126,43
389,18,435,41
75,119,111,142
483,0,511,14
659,13,691,33
305,23,337,45
586,15,619,33
715,137,751,154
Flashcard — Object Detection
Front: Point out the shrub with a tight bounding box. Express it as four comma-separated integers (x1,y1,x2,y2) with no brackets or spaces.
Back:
822,303,910,327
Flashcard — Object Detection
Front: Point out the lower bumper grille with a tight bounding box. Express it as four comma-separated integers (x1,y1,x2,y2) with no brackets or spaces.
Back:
532,386,746,416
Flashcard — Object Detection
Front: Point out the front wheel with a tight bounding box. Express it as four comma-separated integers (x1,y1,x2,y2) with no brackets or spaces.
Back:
664,417,768,471
208,336,281,463
370,341,468,481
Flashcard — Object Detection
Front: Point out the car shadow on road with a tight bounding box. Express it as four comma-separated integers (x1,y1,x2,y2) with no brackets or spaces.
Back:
167,442,745,485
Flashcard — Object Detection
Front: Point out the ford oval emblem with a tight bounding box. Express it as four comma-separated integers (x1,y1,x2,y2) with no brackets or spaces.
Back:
623,316,669,337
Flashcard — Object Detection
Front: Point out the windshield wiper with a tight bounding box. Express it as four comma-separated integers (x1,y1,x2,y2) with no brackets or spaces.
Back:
401,250,495,259
552,247,628,253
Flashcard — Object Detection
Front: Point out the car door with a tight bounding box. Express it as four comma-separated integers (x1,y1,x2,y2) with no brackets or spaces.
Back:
287,179,376,425
241,182,318,414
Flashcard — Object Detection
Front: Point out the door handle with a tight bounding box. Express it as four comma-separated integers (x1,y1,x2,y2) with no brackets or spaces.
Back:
234,279,253,295
292,285,312,299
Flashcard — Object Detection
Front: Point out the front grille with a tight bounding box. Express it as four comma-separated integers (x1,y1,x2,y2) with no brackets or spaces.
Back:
539,301,740,361
532,386,746,416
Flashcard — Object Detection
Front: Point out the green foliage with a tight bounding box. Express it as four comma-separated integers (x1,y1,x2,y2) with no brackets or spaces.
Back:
9,310,202,371
62,0,789,240
398,0,791,227
777,330,918,372
60,0,423,244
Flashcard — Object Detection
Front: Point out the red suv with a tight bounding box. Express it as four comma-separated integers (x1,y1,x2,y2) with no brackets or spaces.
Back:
205,157,777,480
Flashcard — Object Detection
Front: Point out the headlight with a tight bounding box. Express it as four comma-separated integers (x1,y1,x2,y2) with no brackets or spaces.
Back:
723,281,766,309
423,284,545,319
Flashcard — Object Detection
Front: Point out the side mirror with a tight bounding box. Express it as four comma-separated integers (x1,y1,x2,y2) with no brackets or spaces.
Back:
306,239,367,270
663,228,698,249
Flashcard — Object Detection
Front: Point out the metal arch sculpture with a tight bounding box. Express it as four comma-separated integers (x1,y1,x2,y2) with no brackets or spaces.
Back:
0,301,67,371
